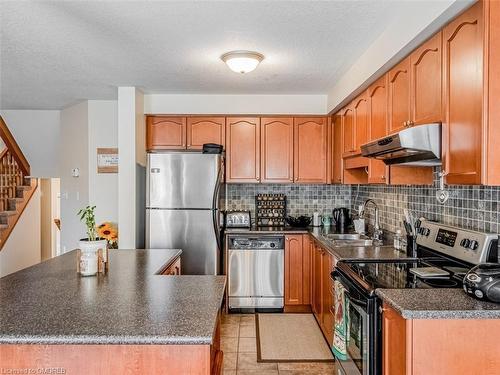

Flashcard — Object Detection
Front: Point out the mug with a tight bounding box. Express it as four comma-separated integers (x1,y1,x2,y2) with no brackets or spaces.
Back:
322,216,332,226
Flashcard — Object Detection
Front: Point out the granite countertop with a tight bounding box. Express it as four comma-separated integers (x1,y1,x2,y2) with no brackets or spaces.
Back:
376,288,500,319
0,249,226,345
225,225,414,262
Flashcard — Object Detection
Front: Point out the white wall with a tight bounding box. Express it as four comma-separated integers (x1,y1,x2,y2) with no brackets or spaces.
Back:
88,100,118,224
0,110,61,177
144,94,327,115
0,188,41,277
326,0,475,113
60,101,89,252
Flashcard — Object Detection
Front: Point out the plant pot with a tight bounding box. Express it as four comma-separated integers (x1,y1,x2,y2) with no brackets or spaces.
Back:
78,239,107,276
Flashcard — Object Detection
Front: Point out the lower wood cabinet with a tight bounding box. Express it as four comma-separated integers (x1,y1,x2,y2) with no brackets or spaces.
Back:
311,239,336,344
161,256,181,275
284,234,311,308
382,303,500,375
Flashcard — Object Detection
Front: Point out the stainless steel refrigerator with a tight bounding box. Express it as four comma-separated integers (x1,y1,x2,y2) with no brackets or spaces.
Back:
146,152,223,275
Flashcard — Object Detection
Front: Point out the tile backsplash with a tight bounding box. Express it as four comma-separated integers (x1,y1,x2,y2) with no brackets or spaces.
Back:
351,170,500,234
226,170,500,234
225,184,351,222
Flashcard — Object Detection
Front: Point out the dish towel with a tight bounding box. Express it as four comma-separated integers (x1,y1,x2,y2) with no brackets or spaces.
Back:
332,280,348,361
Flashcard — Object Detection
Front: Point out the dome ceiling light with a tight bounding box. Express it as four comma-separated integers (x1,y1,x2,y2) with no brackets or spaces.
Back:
220,51,264,74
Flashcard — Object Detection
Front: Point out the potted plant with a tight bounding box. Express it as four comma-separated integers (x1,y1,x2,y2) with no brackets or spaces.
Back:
77,205,107,276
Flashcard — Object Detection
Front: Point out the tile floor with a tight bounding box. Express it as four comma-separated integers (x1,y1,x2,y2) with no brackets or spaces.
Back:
221,313,335,375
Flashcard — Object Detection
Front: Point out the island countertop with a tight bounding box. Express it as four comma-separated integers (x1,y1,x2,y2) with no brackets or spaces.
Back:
0,249,226,345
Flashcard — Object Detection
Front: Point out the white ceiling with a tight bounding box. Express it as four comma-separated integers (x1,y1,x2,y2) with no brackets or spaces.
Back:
1,1,413,110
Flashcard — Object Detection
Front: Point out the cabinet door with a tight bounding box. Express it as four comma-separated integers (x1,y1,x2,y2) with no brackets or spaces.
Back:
367,76,389,184
226,117,260,183
146,116,186,150
342,106,355,157
186,117,225,150
261,118,294,183
353,93,369,153
382,303,407,375
293,117,328,183
442,1,483,185
332,112,343,184
321,252,334,344
388,58,411,134
410,31,443,125
312,243,323,319
302,234,312,306
284,235,304,306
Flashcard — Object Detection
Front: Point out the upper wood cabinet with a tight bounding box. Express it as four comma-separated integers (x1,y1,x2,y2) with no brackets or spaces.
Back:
410,31,442,125
388,58,411,134
367,76,389,184
260,118,294,183
293,117,328,183
353,92,369,153
226,117,260,183
186,117,225,150
341,106,355,157
146,116,186,150
332,113,343,184
442,1,483,185
388,32,442,135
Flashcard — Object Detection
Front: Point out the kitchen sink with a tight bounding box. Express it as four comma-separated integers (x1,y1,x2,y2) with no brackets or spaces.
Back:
321,233,374,247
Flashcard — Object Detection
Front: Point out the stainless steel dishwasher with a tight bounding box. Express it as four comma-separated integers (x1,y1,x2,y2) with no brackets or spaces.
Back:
228,236,284,309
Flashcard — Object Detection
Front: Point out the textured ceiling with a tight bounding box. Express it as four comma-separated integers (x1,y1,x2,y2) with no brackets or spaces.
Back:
1,1,410,109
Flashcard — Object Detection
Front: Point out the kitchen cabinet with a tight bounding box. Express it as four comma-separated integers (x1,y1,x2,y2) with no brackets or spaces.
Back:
147,116,224,151
442,1,483,185
146,116,186,150
284,234,311,308
226,117,260,183
341,105,355,157
410,31,442,125
186,117,225,150
441,0,500,185
381,302,500,375
367,75,389,184
161,256,182,275
311,239,335,343
332,112,343,184
261,117,294,183
388,58,411,134
293,117,328,183
388,32,442,135
353,92,369,153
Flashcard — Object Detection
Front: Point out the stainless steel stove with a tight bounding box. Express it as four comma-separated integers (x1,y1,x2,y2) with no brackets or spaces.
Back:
332,220,499,375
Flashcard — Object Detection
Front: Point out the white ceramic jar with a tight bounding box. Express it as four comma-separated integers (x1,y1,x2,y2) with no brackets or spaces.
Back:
78,239,107,276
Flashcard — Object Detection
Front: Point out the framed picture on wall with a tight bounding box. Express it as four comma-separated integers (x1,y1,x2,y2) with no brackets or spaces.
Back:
97,148,118,173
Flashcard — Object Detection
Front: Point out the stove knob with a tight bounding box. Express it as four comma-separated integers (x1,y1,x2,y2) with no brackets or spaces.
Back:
270,243,276,248
462,239,471,248
423,228,431,237
469,240,479,250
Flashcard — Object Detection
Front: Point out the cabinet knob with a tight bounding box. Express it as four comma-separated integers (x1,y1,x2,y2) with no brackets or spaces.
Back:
381,175,386,180
403,121,408,127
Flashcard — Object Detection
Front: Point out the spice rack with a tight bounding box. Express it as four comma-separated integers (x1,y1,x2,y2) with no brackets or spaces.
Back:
255,194,287,227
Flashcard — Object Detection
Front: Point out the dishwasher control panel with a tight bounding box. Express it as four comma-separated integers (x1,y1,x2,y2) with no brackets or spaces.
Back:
229,236,284,250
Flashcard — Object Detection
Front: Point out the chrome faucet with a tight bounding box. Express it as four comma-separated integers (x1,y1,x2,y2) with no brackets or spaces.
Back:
360,199,383,243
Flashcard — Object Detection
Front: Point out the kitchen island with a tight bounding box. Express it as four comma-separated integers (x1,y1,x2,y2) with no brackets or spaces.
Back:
0,249,226,374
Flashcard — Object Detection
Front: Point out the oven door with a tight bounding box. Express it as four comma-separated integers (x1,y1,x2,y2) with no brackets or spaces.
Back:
332,270,378,375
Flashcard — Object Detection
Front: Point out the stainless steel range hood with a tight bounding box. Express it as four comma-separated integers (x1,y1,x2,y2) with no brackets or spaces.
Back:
360,123,441,166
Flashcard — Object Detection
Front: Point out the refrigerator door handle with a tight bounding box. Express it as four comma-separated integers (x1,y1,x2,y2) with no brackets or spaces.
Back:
212,162,223,252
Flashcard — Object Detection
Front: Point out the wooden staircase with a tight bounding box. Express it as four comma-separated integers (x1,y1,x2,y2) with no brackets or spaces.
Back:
0,116,38,250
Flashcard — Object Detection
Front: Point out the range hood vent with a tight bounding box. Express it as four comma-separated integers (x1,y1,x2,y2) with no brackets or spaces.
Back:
360,123,441,166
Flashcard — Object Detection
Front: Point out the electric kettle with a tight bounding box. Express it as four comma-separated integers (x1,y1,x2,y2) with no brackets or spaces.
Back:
332,208,350,231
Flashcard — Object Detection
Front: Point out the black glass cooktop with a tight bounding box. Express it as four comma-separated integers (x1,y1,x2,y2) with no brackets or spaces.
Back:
340,259,470,291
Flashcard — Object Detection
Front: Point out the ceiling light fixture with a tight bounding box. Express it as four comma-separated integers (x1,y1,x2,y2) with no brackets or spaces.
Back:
221,51,264,74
